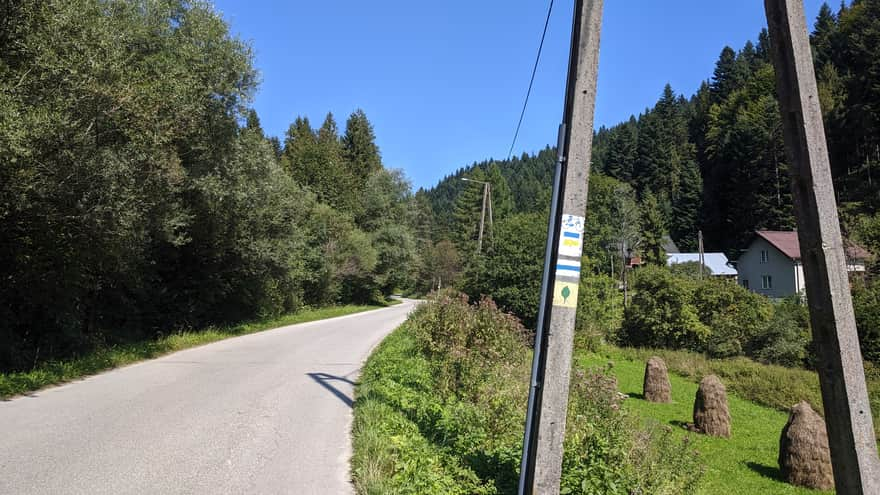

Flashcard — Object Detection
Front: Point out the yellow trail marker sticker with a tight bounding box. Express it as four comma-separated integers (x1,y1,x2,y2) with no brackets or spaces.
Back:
552,281,579,308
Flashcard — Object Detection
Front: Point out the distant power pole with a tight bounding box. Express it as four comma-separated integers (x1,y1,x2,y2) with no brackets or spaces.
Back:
461,177,493,253
518,1,603,494
478,181,488,252
698,230,705,280
763,0,880,493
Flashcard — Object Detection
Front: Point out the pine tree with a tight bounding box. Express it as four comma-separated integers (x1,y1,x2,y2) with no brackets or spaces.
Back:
342,109,382,191
634,84,698,250
641,191,667,266
671,160,702,251
283,116,348,210
485,161,513,221
246,109,264,137
604,117,638,182
710,47,741,104
812,3,839,68
452,168,489,253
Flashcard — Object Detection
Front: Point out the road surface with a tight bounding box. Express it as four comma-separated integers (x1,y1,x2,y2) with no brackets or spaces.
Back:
0,300,416,495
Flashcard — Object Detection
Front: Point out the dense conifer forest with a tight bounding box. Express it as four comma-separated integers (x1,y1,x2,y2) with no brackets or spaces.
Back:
423,0,880,270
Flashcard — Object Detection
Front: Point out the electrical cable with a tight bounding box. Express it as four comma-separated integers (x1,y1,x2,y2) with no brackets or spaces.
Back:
507,0,554,161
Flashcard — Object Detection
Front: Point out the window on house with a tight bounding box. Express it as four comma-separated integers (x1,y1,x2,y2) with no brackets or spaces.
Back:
762,275,772,289
760,250,769,263
742,279,749,289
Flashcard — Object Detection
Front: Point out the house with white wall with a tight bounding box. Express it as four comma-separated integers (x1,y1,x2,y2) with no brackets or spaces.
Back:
736,230,870,298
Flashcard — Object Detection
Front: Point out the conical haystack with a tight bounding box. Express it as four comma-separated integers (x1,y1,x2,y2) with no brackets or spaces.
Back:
643,356,671,403
779,401,834,490
693,374,730,438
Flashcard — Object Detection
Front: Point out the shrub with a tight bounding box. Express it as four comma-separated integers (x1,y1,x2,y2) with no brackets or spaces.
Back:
621,266,709,350
852,278,880,365
575,274,624,350
407,290,529,399
461,213,547,327
691,278,773,358
751,297,811,367
562,366,704,494
354,293,707,494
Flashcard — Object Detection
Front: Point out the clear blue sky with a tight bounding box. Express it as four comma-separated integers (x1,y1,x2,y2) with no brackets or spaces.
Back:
213,0,827,190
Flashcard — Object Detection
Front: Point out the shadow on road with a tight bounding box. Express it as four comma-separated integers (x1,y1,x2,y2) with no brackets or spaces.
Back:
307,372,357,408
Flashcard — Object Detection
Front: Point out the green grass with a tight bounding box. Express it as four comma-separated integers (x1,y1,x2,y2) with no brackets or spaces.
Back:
0,304,383,399
606,346,880,440
579,348,833,495
351,324,506,495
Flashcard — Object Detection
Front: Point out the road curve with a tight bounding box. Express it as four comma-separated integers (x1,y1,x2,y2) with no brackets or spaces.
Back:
0,300,417,495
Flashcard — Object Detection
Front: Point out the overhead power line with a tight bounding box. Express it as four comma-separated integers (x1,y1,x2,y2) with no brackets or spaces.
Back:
507,0,554,161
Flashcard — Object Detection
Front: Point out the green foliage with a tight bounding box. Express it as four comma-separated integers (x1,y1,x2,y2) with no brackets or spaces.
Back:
561,367,703,494
343,109,383,192
668,261,711,279
352,293,530,494
461,212,547,327
422,1,880,270
691,278,774,358
751,297,812,367
639,192,667,266
0,304,380,399
622,267,812,366
852,278,880,364
575,274,623,350
485,162,514,220
0,0,419,371
582,175,641,276
353,294,704,495
452,168,490,253
622,267,710,350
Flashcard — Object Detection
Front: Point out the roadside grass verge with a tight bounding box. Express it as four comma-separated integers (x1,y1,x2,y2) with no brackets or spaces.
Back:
579,348,832,495
0,304,383,399
351,325,499,495
352,292,704,494
604,345,880,439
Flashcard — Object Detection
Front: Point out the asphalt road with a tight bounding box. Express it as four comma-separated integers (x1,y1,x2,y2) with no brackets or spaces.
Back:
0,300,416,495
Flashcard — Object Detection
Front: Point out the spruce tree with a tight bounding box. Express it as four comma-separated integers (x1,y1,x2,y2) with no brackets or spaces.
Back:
710,47,740,104
246,109,264,137
485,161,514,221
342,109,382,191
641,191,667,266
452,168,489,253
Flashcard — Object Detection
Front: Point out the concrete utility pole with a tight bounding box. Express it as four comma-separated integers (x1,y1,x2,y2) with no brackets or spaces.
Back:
698,230,705,280
461,177,492,253
478,182,488,252
763,1,880,492
518,1,603,494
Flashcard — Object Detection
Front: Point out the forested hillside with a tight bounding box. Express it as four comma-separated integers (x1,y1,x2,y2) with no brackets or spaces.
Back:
423,0,880,262
0,0,420,371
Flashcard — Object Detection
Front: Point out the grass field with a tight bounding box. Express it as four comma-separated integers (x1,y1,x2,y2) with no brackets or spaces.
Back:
579,348,833,495
0,303,385,399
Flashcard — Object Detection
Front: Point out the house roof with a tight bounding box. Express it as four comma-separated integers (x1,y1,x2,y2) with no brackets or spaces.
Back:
662,235,680,254
755,230,871,261
667,253,737,276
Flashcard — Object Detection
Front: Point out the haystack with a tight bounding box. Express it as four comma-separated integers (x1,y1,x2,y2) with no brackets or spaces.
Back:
693,374,730,438
643,356,671,403
779,401,834,490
